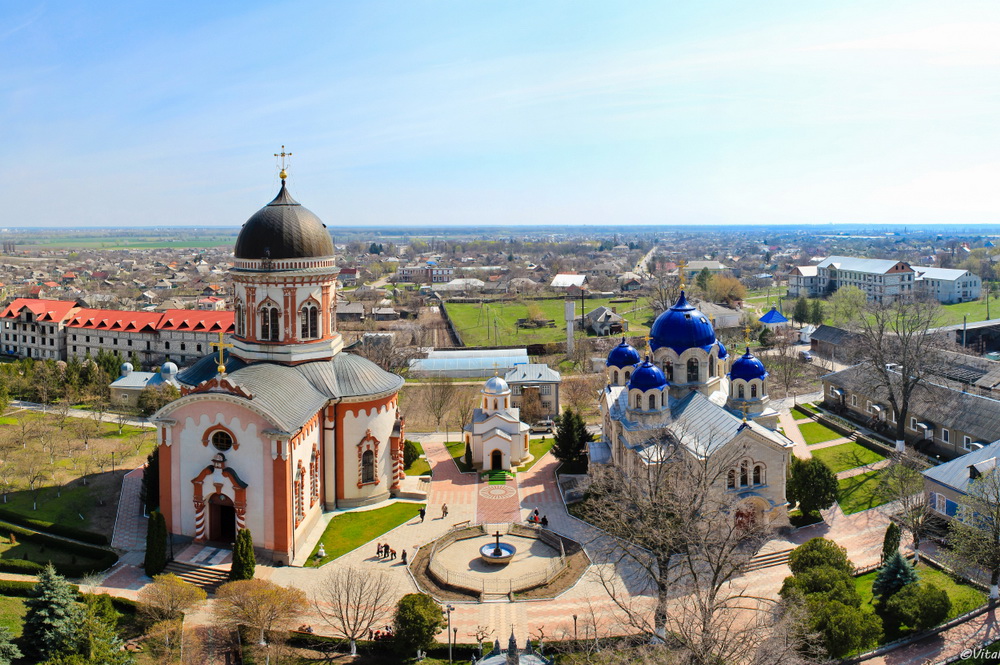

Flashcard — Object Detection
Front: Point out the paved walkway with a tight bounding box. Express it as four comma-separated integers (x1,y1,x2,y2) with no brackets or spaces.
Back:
111,467,147,551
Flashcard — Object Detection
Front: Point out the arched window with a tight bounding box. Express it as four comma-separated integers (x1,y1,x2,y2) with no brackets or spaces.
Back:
234,302,245,337
664,363,673,381
737,384,744,399
740,460,749,487
260,305,279,341
613,369,619,384
727,469,736,489
330,305,337,334
709,358,717,377
751,384,758,398
753,464,764,485
294,465,305,525
634,393,642,409
300,302,319,339
687,358,699,383
310,448,319,505
361,450,375,484
648,393,656,410
493,399,498,410
624,370,631,382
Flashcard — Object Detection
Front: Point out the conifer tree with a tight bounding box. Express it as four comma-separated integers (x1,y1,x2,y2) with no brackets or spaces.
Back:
22,564,82,660
0,626,20,665
144,510,168,577
873,550,918,603
809,299,824,326
463,441,473,470
229,528,255,581
552,409,589,473
881,522,901,565
793,297,810,325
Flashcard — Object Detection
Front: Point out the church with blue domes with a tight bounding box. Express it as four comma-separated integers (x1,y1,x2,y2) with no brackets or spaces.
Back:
598,292,794,527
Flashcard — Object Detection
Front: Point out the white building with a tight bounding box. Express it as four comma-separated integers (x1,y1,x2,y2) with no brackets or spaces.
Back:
462,375,530,472
913,266,981,304
787,256,915,302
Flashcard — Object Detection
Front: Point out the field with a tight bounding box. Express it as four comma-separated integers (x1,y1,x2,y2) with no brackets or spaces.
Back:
445,297,653,347
797,421,845,445
837,469,890,515
810,442,885,474
306,502,425,566
26,234,235,250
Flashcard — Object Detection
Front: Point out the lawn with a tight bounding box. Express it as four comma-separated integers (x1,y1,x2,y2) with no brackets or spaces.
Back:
0,596,25,637
306,502,425,567
445,297,652,347
797,421,845,445
517,437,555,473
810,442,886,474
838,470,890,515
444,440,474,473
404,440,431,477
854,563,986,622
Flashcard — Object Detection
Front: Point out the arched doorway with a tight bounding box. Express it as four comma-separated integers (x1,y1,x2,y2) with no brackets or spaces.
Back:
209,493,236,543
491,449,503,471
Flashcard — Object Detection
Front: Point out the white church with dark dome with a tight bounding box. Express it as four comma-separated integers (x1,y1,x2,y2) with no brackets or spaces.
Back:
598,292,794,527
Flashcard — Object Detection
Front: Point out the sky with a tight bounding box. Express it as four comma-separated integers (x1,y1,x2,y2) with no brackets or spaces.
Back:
3,1,1000,228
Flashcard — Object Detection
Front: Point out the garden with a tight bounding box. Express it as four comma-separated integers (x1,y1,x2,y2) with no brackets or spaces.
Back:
306,502,425,566
797,421,845,445
810,442,886,474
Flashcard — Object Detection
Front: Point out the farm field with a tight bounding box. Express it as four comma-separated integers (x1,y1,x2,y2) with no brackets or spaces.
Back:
25,234,236,250
445,297,653,347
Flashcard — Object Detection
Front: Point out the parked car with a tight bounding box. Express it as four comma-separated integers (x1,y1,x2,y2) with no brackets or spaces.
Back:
798,350,813,362
530,419,555,434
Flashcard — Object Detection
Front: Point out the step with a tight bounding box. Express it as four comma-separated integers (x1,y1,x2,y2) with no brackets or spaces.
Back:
164,561,230,592
743,548,793,573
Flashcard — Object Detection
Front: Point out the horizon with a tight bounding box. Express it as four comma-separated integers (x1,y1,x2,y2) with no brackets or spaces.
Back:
5,1,1000,228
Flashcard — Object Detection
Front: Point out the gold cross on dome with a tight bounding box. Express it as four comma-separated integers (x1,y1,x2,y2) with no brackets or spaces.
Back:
744,322,752,345
644,333,654,349
211,331,233,375
274,145,293,180
678,259,687,289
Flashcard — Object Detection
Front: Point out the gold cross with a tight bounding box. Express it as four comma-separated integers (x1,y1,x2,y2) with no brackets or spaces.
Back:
644,333,654,349
211,331,233,375
274,145,293,180
678,259,687,289
744,323,752,345
740,400,749,422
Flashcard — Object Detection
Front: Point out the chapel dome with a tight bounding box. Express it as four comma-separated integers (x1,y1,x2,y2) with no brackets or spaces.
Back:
649,291,717,353
483,375,510,395
234,181,335,260
606,338,641,368
627,358,668,391
729,347,768,382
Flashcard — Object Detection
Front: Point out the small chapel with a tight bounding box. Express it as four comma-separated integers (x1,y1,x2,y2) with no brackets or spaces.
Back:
597,292,794,527
152,165,405,564
462,375,531,471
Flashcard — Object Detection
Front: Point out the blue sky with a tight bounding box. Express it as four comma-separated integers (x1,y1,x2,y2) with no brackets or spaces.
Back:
3,1,1000,227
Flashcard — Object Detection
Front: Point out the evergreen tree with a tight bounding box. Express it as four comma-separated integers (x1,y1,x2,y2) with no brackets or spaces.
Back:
393,593,444,654
872,551,918,603
70,599,134,665
695,267,712,291
552,409,589,473
787,458,839,517
809,299,824,326
402,440,420,469
463,441,473,470
787,537,854,576
0,626,20,665
140,447,160,515
144,510,168,577
793,297,810,324
881,522,901,565
22,564,82,660
229,528,255,581
129,351,143,371
758,326,774,349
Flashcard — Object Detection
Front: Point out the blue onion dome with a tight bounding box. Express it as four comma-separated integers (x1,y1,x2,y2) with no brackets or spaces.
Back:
607,337,641,368
649,291,717,353
717,340,728,360
627,357,668,391
729,347,768,381
483,375,510,394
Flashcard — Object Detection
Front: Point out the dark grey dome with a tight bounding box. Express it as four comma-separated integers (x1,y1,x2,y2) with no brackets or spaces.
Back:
234,181,335,260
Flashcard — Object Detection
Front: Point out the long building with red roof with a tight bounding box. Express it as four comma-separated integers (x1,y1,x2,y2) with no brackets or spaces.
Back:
1,298,234,367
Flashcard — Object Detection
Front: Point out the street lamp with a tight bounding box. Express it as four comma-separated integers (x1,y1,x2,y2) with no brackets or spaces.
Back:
446,604,455,663
573,614,578,641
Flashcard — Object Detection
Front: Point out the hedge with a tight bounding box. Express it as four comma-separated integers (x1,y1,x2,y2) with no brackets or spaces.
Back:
0,508,109,546
0,519,119,577
0,579,41,597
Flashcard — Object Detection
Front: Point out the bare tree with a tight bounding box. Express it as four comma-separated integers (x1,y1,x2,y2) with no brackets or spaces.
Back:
139,573,208,625
312,566,397,656
114,405,135,435
877,451,930,563
0,462,15,503
12,410,36,449
584,432,806,665
520,387,544,425
75,416,99,451
851,297,942,450
468,625,496,654
563,374,604,416
452,386,478,434
645,273,681,315
422,378,457,434
767,338,802,399
19,452,48,511
214,579,308,646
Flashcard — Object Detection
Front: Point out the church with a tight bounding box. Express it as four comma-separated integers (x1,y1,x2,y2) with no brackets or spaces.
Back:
597,292,793,527
152,170,405,564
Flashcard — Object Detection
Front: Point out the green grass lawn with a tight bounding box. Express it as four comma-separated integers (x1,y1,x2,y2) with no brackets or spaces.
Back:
797,421,845,445
802,403,820,414
306,502,425,567
810,442,886,474
936,297,1000,326
0,485,97,530
854,563,986,622
838,470,890,515
517,437,555,473
445,297,652,346
444,440,474,473
404,440,431,476
0,596,25,638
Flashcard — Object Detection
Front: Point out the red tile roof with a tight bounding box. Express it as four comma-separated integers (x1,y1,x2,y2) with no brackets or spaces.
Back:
67,309,163,333
0,298,80,322
157,309,234,333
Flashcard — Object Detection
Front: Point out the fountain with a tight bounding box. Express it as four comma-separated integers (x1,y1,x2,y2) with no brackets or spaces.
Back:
479,530,516,565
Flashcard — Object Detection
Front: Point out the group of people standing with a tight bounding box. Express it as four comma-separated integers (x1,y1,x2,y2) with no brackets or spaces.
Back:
376,542,407,565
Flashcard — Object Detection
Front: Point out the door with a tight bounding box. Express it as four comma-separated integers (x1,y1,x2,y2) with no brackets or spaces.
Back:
208,493,237,543
491,449,503,471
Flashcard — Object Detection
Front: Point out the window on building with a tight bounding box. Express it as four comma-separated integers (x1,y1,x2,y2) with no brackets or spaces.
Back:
634,393,642,409
211,430,234,452
300,302,319,339
727,469,736,489
540,385,552,395
963,436,972,451
361,450,375,484
260,306,279,341
737,384,744,399
612,369,619,384
648,393,656,410
234,302,245,337
851,395,858,407
740,461,749,487
687,358,699,383
753,464,763,485
941,428,950,443
750,384,757,398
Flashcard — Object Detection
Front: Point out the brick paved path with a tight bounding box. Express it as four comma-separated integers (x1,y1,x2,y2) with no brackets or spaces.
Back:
111,467,147,551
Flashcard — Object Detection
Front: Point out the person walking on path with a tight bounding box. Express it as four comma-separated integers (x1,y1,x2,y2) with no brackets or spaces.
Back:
419,507,426,523
401,550,408,565
441,503,448,519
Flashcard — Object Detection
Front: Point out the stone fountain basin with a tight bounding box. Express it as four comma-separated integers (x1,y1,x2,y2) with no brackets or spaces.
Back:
479,542,516,565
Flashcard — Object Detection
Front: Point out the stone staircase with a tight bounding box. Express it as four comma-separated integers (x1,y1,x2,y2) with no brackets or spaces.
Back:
742,547,794,573
164,560,230,594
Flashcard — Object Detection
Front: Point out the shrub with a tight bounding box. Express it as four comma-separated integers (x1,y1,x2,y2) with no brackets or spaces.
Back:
788,538,853,576
872,551,918,603
144,511,167,577
403,440,421,470
787,458,838,516
882,582,951,633
808,599,882,658
229,529,255,582
881,522,901,565
780,565,860,608
393,593,443,654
